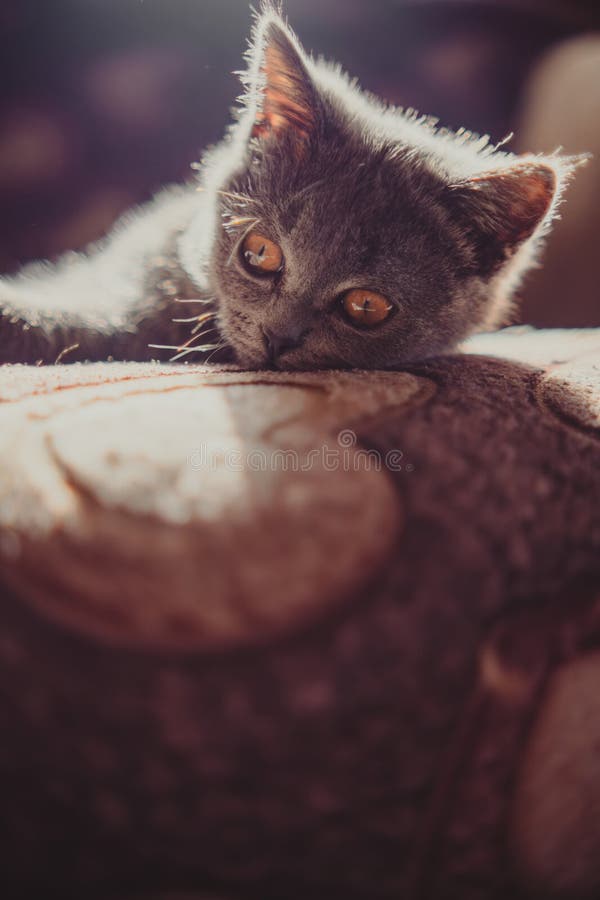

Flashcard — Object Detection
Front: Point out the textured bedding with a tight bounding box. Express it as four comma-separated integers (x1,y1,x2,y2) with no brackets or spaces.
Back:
1,326,599,899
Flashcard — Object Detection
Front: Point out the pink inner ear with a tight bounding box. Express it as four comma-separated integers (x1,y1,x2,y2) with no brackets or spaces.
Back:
467,163,557,245
252,42,314,143
513,165,556,239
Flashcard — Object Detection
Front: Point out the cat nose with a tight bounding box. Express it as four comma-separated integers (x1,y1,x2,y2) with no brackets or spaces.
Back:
262,325,309,363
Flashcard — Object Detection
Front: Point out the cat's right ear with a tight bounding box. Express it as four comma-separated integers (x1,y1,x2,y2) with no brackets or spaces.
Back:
241,10,318,152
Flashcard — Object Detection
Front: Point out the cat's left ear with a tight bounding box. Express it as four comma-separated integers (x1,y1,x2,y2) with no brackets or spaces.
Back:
448,161,559,274
244,13,318,150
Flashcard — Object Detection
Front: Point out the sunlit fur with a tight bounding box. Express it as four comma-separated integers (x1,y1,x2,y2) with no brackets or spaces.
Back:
0,2,586,368
202,3,585,369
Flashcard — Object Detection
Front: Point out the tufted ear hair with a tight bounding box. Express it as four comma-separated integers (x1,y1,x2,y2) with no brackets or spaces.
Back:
242,9,318,150
448,161,559,274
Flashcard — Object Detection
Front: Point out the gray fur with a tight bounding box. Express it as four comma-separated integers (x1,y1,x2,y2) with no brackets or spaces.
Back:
0,5,585,368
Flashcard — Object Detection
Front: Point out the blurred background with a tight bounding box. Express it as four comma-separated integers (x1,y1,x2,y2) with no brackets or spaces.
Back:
0,0,598,326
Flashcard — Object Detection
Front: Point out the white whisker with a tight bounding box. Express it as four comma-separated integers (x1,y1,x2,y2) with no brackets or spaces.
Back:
170,342,225,362
149,343,185,351
172,315,208,324
204,342,229,364
152,322,220,355
216,189,257,205
188,327,219,345
54,343,80,364
171,309,216,327
192,319,218,335
173,297,215,305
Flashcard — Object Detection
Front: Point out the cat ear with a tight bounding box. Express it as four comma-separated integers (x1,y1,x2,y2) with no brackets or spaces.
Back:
245,13,317,148
449,162,557,273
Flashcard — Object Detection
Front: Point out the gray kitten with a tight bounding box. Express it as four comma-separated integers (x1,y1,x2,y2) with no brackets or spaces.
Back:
0,4,584,369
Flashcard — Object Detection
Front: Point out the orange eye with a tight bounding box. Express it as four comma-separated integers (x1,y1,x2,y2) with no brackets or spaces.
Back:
241,232,284,275
342,289,393,327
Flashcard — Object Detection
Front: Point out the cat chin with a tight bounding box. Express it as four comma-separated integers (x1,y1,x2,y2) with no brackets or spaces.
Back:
225,337,315,371
230,344,341,372
229,347,271,371
272,355,352,373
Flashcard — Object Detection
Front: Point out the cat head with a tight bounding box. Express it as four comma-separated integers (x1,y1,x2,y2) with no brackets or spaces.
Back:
199,5,583,370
